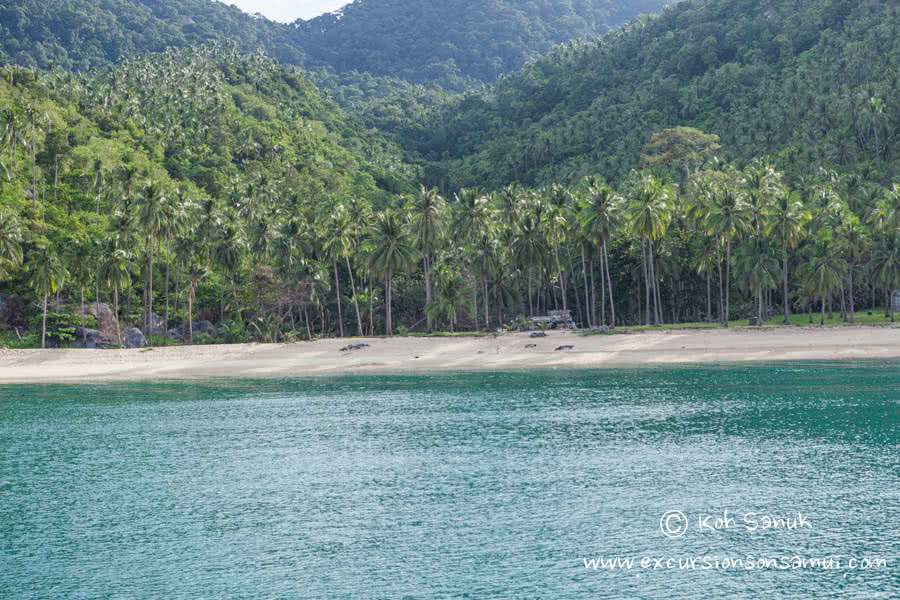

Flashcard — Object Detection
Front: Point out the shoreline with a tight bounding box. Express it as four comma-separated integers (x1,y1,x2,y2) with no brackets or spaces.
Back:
3,325,900,383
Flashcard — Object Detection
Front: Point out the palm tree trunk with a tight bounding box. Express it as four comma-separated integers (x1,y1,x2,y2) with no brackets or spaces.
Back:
603,244,615,328
41,293,48,349
706,271,711,322
554,244,566,312
81,284,86,345
589,256,597,326
188,284,194,345
649,242,660,325
367,282,374,336
782,246,790,325
581,245,591,328
716,243,724,324
114,285,121,346
527,267,533,317
848,267,855,323
164,235,170,346
820,294,826,326
385,273,392,335
333,258,344,337
483,279,489,330
424,242,432,333
346,255,363,336
724,238,732,327
641,241,650,326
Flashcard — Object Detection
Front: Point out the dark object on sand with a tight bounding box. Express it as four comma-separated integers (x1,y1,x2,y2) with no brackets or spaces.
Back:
555,345,574,351
525,343,537,348
340,343,370,352
529,331,547,338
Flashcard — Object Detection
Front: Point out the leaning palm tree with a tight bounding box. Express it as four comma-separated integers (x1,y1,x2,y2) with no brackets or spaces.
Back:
28,244,68,349
324,204,364,336
366,210,419,335
405,185,447,333
0,211,25,280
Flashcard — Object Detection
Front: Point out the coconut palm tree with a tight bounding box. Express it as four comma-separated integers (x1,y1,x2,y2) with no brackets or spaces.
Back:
99,242,132,346
627,173,672,325
28,244,68,349
579,177,622,327
734,235,781,324
366,210,419,335
324,204,364,336
871,231,900,322
138,181,167,344
798,233,847,325
213,215,245,325
425,268,471,333
768,189,809,324
702,174,751,326
406,185,447,333
0,211,24,280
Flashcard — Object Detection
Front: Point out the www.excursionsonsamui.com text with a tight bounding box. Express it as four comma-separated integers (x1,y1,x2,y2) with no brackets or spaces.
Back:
584,555,888,571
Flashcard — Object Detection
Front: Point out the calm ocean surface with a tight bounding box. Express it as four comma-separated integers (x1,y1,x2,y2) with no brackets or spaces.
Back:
2,362,899,598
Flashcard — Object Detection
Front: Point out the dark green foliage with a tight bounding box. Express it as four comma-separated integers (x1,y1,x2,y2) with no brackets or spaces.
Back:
28,311,97,346
295,0,672,89
407,0,900,189
0,0,303,71
0,0,671,89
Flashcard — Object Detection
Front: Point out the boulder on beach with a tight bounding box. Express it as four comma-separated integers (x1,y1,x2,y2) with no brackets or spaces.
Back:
168,320,216,341
142,313,166,336
70,327,111,349
86,303,119,343
121,327,147,349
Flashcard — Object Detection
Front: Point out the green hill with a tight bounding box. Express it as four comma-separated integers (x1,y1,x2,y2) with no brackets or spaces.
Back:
409,0,900,189
294,0,672,88
0,0,672,88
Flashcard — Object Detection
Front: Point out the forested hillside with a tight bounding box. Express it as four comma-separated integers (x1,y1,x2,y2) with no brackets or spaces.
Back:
294,0,672,88
0,0,673,88
409,0,900,189
0,44,416,347
0,0,303,70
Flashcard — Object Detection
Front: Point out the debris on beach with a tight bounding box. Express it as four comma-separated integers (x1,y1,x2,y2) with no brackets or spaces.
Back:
554,345,574,351
340,343,370,352
525,343,537,348
529,331,547,338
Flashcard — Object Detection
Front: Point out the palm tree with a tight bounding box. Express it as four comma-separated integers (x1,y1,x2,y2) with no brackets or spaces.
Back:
871,232,900,322
798,233,847,325
28,245,68,349
406,185,446,333
768,189,809,324
99,242,132,346
837,216,868,323
324,204,364,336
579,177,622,327
425,268,471,332
0,211,24,280
67,237,95,346
703,175,751,326
734,235,781,324
366,210,418,335
628,173,672,325
213,215,244,324
138,181,167,345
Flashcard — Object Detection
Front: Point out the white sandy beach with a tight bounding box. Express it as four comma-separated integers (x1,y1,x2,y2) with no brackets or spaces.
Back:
2,325,900,383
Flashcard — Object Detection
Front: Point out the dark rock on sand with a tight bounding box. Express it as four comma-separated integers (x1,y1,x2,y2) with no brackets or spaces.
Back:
554,345,574,351
529,331,547,338
121,327,147,349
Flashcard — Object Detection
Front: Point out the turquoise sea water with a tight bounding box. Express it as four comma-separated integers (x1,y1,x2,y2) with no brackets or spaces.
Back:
2,362,899,598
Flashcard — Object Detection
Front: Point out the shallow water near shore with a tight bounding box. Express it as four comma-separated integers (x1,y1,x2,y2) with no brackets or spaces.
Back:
2,362,899,598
